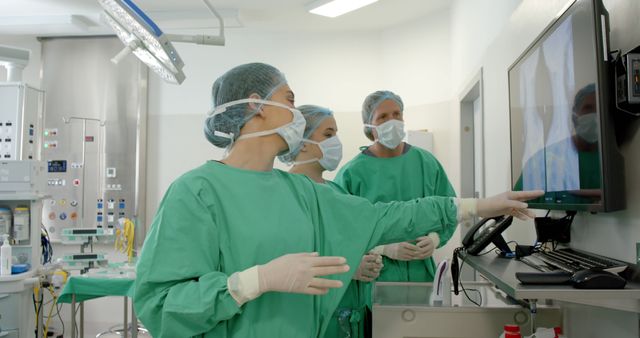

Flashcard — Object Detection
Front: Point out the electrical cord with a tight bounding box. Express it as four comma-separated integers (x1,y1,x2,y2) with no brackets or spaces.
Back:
453,246,496,307
32,292,38,331
57,302,66,336
33,283,65,337
44,302,65,336
42,286,64,337
458,257,483,307
115,218,135,262
32,287,44,330
41,225,53,264
44,288,56,337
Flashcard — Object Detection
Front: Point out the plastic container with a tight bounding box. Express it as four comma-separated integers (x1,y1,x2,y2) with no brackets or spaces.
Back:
1,234,11,276
500,325,522,338
11,263,29,274
12,207,30,241
0,207,11,238
524,327,557,338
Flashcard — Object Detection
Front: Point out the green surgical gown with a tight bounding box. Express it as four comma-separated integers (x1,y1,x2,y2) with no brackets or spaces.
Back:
134,161,457,338
323,180,366,338
334,145,457,308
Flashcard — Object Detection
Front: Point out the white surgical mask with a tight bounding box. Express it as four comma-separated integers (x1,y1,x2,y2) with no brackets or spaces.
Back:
365,119,406,149
574,113,598,144
209,98,306,155
294,136,343,171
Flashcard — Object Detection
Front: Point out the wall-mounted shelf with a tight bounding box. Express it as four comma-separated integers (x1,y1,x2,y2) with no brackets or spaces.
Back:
460,252,640,313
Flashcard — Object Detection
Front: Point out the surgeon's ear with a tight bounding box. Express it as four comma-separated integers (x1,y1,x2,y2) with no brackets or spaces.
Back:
247,93,262,114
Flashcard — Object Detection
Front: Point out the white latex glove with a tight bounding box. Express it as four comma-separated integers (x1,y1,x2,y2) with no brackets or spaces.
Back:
458,190,544,221
382,242,421,261
353,254,383,282
228,252,349,306
413,232,440,260
478,190,544,220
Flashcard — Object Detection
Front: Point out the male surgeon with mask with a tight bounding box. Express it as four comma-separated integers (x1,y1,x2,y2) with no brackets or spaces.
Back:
280,104,383,338
134,63,542,338
335,91,458,331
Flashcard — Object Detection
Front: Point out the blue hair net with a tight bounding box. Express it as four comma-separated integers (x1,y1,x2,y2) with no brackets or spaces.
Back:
204,63,288,148
572,83,596,113
278,105,334,164
361,90,404,141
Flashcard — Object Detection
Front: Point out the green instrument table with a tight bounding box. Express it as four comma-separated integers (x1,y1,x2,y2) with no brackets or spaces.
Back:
57,275,138,338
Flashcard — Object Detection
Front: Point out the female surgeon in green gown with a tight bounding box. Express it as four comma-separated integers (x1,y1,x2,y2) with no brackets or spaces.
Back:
335,91,458,318
279,104,382,338
133,63,542,338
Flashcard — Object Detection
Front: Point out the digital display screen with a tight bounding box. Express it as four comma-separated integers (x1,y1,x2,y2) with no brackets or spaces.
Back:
73,254,98,260
72,229,98,235
48,160,67,173
509,0,602,209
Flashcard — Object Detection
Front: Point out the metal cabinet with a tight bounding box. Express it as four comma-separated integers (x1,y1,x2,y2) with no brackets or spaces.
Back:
372,282,562,338
0,165,45,338
0,329,19,338
0,293,19,330
0,279,37,338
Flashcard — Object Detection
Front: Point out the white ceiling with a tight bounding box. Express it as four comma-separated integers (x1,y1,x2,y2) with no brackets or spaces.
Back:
0,0,451,36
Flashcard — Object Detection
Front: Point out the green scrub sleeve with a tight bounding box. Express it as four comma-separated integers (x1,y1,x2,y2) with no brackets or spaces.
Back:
134,181,241,338
310,182,458,253
431,161,458,248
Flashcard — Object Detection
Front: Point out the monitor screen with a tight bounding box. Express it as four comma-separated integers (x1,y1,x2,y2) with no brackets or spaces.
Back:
510,0,605,210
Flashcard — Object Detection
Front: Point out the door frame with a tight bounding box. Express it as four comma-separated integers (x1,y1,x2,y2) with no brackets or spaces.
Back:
458,68,485,281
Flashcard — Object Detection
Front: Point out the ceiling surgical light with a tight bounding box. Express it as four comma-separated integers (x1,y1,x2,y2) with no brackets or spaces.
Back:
98,0,225,84
306,0,379,18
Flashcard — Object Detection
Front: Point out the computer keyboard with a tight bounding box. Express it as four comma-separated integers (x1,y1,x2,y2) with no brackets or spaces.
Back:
527,248,627,274
520,255,555,272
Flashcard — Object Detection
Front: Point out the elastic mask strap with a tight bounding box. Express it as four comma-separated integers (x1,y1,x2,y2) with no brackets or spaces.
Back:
213,130,234,140
293,139,321,165
364,124,380,143
209,98,296,141
293,158,320,165
236,128,279,141
208,98,293,117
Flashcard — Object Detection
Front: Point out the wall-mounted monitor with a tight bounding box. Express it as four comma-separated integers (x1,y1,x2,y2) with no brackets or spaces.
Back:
509,0,625,212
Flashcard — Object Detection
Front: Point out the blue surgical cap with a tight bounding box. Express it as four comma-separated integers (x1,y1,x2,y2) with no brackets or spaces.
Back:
361,90,404,141
278,105,334,164
572,83,596,113
204,62,288,148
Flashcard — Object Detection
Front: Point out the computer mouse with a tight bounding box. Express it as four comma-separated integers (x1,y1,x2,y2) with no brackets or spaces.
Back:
570,269,627,289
